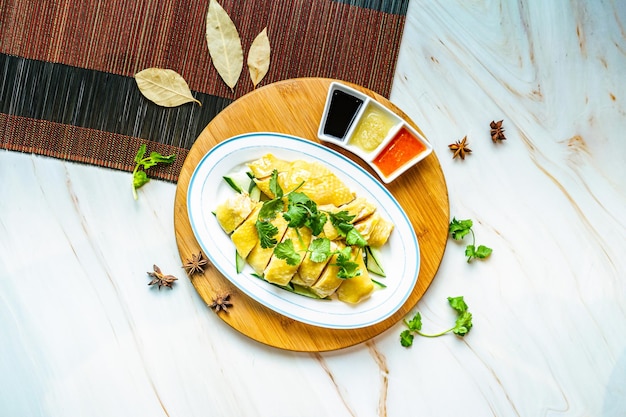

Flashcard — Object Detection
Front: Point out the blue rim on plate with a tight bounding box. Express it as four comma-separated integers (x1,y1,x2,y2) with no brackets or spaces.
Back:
187,132,419,329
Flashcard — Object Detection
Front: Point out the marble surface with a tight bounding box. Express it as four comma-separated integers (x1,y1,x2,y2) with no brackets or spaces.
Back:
2,1,625,416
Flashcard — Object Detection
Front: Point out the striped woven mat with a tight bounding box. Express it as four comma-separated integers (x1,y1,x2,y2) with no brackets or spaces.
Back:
0,0,408,182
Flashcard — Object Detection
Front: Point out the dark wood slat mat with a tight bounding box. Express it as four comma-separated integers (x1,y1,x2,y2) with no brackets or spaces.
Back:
0,0,409,179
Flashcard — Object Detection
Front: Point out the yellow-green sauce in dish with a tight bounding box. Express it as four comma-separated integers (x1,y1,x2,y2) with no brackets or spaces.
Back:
349,104,397,152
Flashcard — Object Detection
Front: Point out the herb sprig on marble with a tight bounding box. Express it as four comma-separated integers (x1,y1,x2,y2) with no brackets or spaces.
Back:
132,144,176,200
400,296,473,347
449,218,492,262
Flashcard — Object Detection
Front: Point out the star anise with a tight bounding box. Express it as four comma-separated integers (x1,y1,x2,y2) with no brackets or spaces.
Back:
209,293,232,313
448,136,472,160
147,264,178,290
490,120,506,142
183,251,209,276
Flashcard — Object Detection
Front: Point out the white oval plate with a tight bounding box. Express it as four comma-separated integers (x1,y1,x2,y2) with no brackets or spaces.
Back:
187,132,419,329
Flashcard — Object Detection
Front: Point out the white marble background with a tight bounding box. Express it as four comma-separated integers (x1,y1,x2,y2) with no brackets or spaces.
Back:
1,1,625,416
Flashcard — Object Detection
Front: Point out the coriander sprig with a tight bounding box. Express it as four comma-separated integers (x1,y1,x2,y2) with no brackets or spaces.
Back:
400,296,473,347
253,169,367,279
449,218,492,262
132,144,176,200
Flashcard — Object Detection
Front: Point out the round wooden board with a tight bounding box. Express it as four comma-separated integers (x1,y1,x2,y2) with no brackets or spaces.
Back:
174,78,449,352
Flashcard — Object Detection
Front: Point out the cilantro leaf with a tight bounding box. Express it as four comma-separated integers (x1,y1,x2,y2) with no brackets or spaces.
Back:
306,211,327,236
255,220,279,248
328,210,366,247
269,169,283,198
283,204,307,228
308,238,331,263
447,296,468,313
134,144,147,163
400,297,473,346
400,330,415,347
449,217,473,240
131,145,176,200
452,311,473,336
329,211,356,237
330,211,355,224
346,228,367,247
133,170,150,189
258,198,284,221
474,245,493,259
274,239,301,266
449,217,492,262
334,246,360,279
405,312,423,332
287,191,311,206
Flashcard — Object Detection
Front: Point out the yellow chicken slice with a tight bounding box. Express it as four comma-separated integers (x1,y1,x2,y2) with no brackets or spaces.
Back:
230,203,263,258
310,243,347,298
247,153,291,179
252,157,355,206
320,218,340,241
353,214,380,242
319,197,377,223
247,215,289,275
215,193,257,234
320,197,377,241
367,215,395,247
290,272,307,286
264,227,312,286
296,239,337,287
336,251,374,304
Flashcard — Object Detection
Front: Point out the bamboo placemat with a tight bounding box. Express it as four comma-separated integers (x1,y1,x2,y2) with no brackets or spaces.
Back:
0,0,409,182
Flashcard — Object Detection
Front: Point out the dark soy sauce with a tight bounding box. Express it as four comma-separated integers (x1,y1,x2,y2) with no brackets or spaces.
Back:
323,90,363,139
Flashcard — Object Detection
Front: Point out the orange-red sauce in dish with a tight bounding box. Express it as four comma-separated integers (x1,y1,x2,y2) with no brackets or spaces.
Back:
372,127,426,177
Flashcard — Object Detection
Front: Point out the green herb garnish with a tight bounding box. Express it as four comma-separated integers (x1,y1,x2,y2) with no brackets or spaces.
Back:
132,144,176,200
334,246,361,279
449,217,492,262
400,296,473,347
226,170,369,278
255,219,279,249
273,239,301,266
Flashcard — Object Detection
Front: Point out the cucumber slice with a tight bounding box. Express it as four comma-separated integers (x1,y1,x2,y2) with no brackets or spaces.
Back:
292,283,330,300
365,246,386,277
235,251,246,273
223,171,252,194
249,185,261,202
371,278,387,289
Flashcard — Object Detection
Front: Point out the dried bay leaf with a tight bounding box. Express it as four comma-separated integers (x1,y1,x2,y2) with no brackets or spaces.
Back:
247,27,270,88
135,68,201,107
206,0,243,91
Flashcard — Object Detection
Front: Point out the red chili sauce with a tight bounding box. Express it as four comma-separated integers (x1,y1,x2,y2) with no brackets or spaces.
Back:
372,127,426,177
